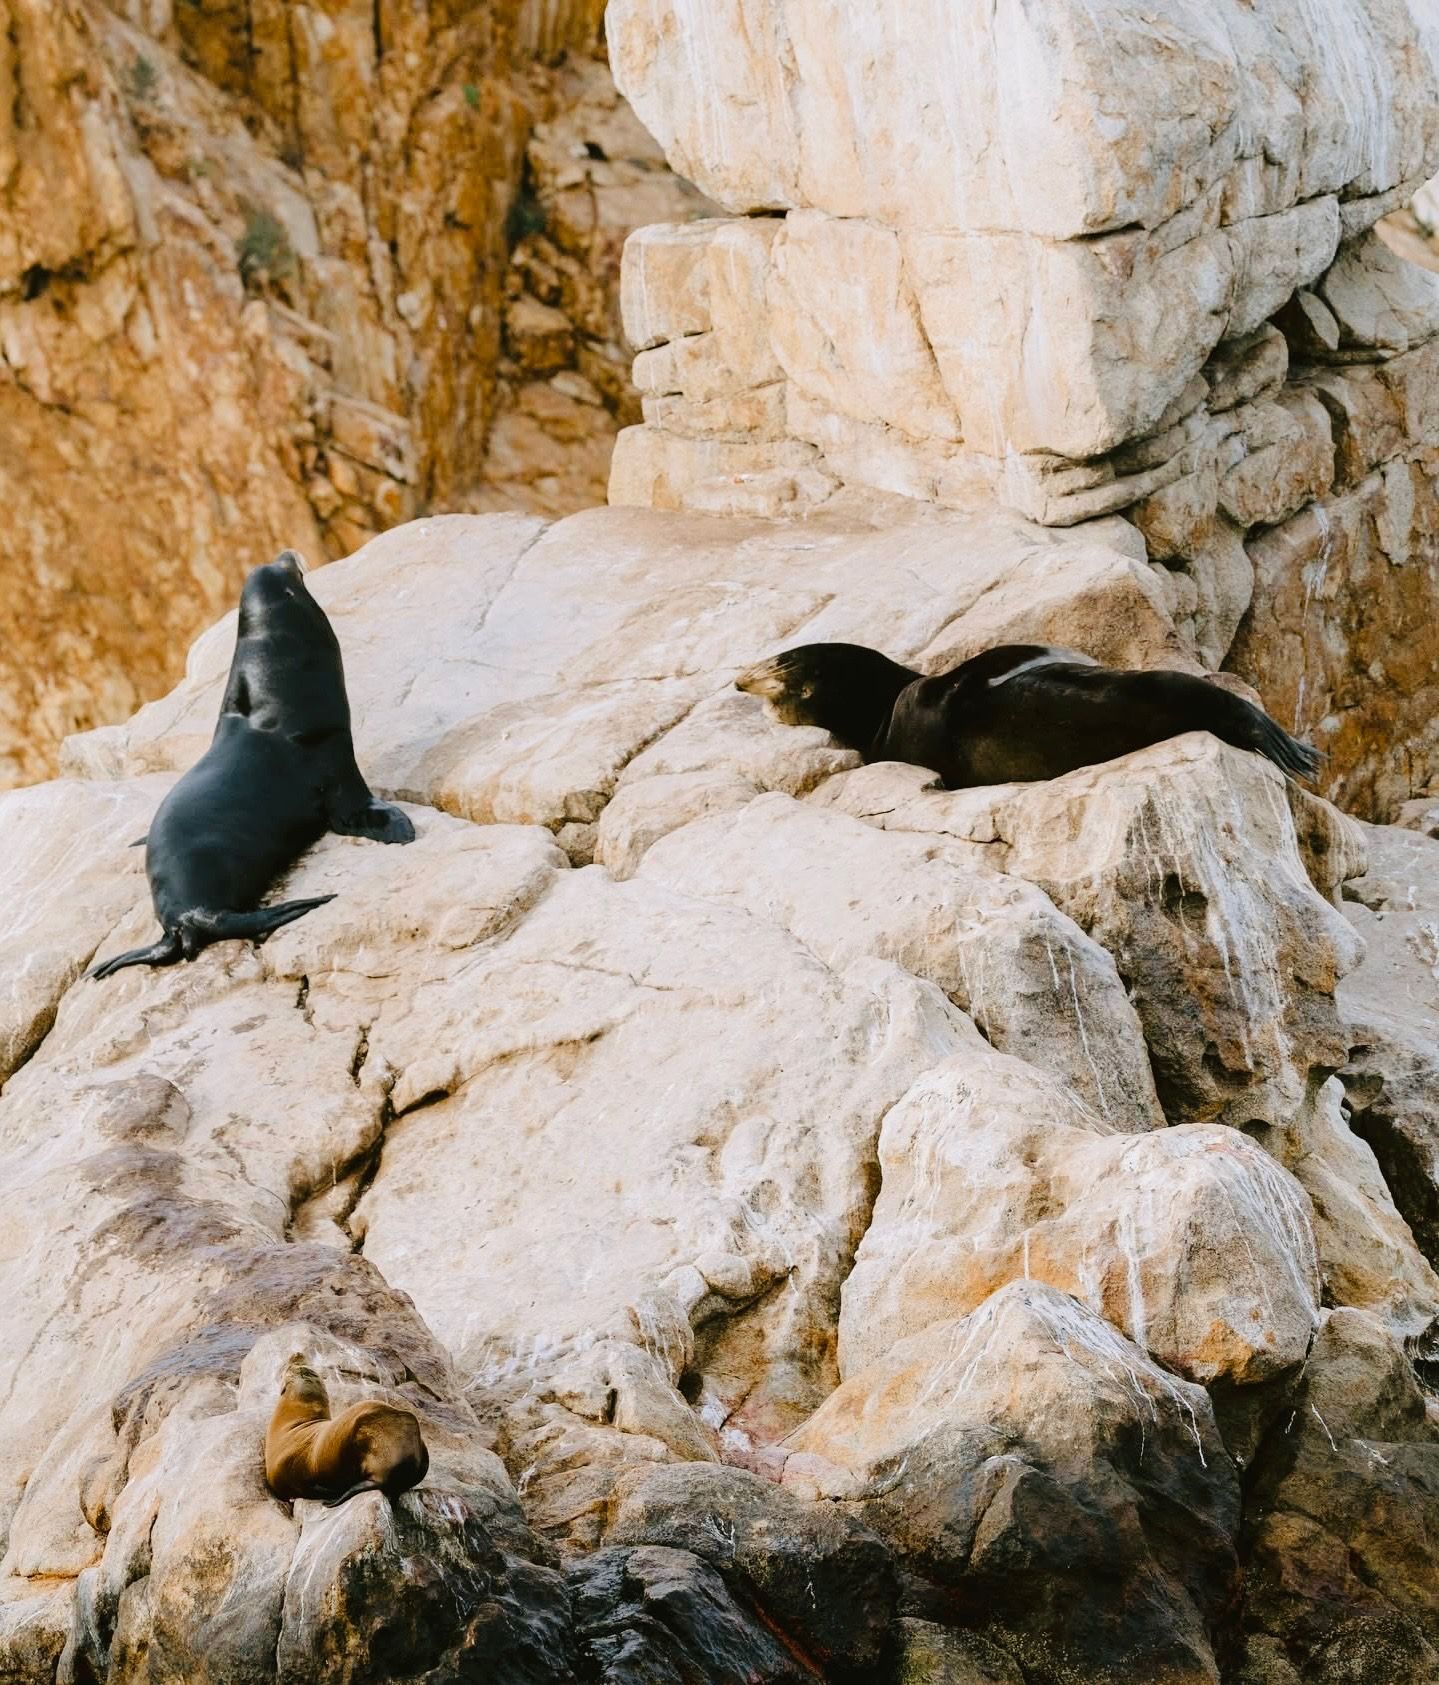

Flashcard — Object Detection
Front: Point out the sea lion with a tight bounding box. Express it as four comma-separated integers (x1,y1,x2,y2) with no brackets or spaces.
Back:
264,1356,429,1507
735,641,1320,788
90,550,414,979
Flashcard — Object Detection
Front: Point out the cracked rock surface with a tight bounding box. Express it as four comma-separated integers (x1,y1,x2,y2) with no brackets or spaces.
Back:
3,506,1438,1681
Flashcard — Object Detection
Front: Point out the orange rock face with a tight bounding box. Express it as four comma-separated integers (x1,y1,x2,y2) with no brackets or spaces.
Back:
0,0,707,786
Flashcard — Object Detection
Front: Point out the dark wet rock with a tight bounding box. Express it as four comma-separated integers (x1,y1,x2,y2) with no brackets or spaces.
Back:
569,1545,819,1683
602,1463,896,1675
1239,1309,1439,1680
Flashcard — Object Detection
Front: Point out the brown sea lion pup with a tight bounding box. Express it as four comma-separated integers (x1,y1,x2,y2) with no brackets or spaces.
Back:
264,1356,429,1507
735,641,1322,788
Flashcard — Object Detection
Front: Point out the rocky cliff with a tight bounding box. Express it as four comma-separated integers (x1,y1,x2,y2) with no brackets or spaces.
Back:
0,501,1435,1684
5,2,1439,1682
0,0,709,788
607,0,1439,825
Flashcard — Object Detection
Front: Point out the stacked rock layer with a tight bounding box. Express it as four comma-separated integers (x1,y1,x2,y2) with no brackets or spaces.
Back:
607,0,1439,822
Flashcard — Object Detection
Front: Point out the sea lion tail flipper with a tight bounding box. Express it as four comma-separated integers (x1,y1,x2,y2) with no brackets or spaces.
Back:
1238,707,1323,780
190,897,337,947
88,933,184,980
329,799,415,845
322,1480,383,1508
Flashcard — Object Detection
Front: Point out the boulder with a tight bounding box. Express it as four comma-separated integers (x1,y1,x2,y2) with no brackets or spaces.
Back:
812,735,1363,1129
836,1033,1320,1387
784,1281,1239,1685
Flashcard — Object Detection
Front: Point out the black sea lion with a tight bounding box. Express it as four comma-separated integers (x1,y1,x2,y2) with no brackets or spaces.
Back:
735,641,1320,789
264,1357,429,1507
91,550,414,979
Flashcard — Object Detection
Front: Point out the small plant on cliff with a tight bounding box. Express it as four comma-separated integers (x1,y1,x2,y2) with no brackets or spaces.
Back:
236,209,296,291
126,56,159,101
463,83,481,111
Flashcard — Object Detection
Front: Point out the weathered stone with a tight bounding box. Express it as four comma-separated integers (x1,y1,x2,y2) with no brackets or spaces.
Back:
784,1282,1238,1685
569,1545,819,1683
603,1462,896,1673
609,1,1439,236
1320,228,1439,354
813,735,1363,1130
893,1620,1024,1685
1218,392,1334,530
1243,1078,1439,1342
638,794,1163,1128
507,293,579,374
0,775,172,1083
1338,823,1439,1271
1229,464,1439,821
1205,326,1290,414
837,1030,1320,1385
1239,1308,1439,1680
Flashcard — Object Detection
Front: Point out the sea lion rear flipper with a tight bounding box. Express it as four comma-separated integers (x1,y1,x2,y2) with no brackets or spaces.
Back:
321,1480,383,1508
129,834,148,848
89,933,184,979
189,897,336,947
329,799,415,846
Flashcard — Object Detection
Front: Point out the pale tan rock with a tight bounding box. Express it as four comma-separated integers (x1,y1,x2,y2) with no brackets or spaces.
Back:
1203,326,1289,414
5,502,1439,1678
812,735,1364,1130
608,1,1439,237
638,794,1163,1130
351,866,965,1442
1244,1079,1439,1342
838,1030,1320,1386
786,1281,1238,1682
0,776,173,1083
769,213,959,443
1337,823,1439,1276
1319,228,1439,353
1217,392,1334,530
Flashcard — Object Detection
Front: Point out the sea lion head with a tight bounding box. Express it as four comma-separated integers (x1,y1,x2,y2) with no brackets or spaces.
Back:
237,550,318,640
736,642,920,754
224,549,347,735
278,1354,330,1413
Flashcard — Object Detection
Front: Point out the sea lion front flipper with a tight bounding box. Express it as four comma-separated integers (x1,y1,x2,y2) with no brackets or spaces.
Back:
89,932,184,980
129,834,148,848
321,1480,383,1508
187,897,337,948
328,800,415,845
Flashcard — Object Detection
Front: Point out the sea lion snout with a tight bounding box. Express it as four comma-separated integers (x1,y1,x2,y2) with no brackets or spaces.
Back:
273,549,307,578
735,656,794,700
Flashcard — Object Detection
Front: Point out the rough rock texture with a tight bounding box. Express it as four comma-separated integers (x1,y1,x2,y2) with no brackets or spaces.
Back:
1338,823,1439,1277
5,507,1439,1681
606,1,1439,822
0,3,704,787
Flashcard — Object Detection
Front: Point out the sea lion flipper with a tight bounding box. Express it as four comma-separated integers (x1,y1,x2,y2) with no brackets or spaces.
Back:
188,897,336,947
328,800,415,846
89,932,184,979
321,1480,383,1508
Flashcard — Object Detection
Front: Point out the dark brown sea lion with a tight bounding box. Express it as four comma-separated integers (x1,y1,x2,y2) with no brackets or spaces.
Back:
90,549,414,979
264,1356,429,1507
735,641,1320,788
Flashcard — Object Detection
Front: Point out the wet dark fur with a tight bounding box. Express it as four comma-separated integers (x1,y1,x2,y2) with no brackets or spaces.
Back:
90,551,414,979
736,641,1321,789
